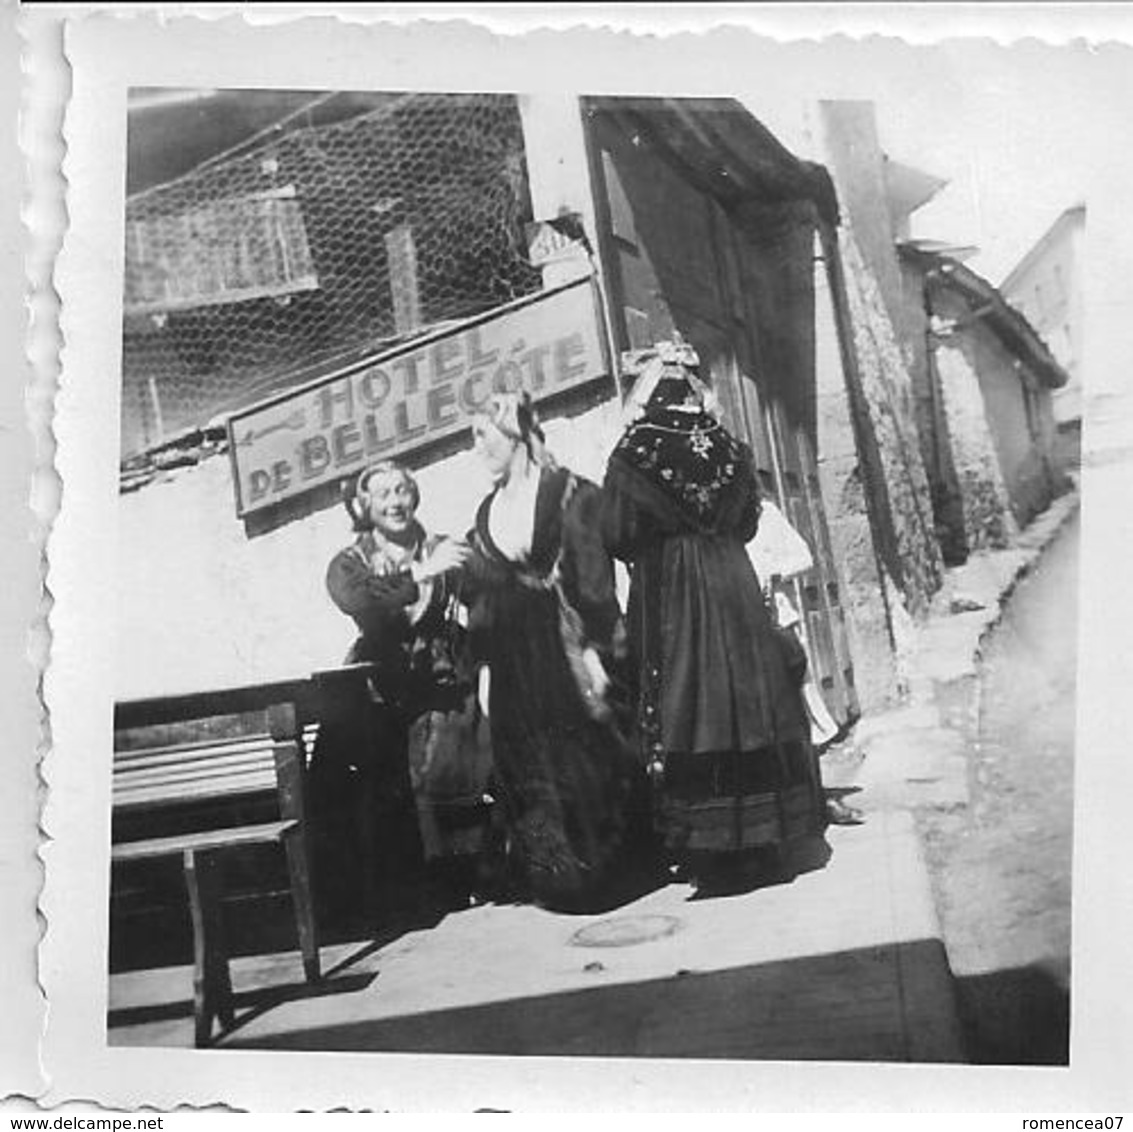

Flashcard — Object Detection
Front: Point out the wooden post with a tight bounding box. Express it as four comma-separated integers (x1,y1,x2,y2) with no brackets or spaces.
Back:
147,375,165,444
385,224,421,336
517,94,623,400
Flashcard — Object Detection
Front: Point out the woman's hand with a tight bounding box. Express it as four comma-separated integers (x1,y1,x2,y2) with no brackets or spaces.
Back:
412,538,471,582
581,646,610,700
477,666,491,718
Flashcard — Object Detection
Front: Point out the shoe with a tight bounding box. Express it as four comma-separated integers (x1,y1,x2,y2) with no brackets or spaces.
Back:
826,798,864,825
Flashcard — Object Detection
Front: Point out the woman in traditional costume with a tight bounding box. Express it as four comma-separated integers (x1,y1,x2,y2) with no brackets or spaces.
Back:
310,461,489,922
462,392,649,911
602,342,826,883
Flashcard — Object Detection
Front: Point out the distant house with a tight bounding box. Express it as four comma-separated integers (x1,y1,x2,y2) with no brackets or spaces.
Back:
899,244,1069,562
1001,204,1086,454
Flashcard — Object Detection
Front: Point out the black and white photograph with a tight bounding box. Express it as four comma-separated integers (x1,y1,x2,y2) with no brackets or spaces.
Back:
27,6,1133,1114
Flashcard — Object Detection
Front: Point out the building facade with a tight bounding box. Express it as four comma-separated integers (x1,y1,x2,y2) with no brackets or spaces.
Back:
582,97,860,727
1001,203,1086,447
900,246,1068,563
815,96,1069,584
117,92,873,733
121,91,1072,731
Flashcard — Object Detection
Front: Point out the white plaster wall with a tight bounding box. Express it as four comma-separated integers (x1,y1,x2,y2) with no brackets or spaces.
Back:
115,399,625,701
1001,215,1084,426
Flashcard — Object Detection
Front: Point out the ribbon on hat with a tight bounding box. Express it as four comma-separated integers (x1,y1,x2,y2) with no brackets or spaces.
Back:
619,335,713,428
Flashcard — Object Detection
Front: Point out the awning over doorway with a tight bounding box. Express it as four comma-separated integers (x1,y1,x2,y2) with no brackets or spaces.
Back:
584,96,840,230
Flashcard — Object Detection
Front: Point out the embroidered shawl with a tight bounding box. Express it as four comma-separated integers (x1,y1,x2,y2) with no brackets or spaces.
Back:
608,392,754,534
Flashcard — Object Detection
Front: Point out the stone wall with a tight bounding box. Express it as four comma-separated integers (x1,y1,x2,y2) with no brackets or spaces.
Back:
814,240,902,711
926,281,1063,539
954,329,1061,528
836,230,944,617
818,101,944,626
932,342,1018,554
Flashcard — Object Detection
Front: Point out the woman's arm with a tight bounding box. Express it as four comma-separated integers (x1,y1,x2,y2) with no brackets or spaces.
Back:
600,460,660,562
560,478,624,657
327,536,472,619
326,547,419,618
454,533,509,669
732,454,763,545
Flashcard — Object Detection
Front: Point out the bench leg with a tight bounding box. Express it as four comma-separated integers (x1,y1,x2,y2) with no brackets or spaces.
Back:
282,830,320,983
183,848,234,1047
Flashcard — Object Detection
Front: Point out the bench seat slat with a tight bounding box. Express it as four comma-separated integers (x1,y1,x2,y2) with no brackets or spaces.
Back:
111,819,299,862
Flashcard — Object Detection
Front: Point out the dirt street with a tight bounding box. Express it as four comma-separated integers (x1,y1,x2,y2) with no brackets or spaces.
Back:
919,510,1078,1065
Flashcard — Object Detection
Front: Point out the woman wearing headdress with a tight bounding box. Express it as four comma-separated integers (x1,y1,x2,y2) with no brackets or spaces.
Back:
461,391,651,912
309,460,490,923
602,341,826,885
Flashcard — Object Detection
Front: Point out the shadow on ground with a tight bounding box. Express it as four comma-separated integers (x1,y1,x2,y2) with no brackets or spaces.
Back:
108,969,380,1034
953,961,1070,1066
189,937,962,1062
686,836,833,901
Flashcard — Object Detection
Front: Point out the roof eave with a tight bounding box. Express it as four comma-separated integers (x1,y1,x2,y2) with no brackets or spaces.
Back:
587,95,840,227
903,245,1070,389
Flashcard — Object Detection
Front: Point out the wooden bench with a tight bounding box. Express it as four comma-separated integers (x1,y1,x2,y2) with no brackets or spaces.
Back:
113,678,324,1047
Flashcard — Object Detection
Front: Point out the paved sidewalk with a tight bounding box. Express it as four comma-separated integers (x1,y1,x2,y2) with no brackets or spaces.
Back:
110,808,965,1062
824,486,1081,822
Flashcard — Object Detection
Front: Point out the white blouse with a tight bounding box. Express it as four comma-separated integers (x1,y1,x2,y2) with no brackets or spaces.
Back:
487,469,541,563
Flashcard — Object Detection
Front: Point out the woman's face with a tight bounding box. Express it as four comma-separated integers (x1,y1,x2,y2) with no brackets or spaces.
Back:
473,417,519,482
366,472,418,539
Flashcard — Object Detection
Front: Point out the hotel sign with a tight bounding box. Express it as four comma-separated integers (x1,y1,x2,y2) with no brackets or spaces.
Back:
228,276,609,516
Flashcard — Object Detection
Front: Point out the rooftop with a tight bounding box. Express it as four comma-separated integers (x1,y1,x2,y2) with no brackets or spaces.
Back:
1000,202,1087,294
901,243,1070,389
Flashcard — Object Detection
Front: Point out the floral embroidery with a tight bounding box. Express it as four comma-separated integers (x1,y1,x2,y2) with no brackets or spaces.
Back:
689,427,712,459
612,408,751,526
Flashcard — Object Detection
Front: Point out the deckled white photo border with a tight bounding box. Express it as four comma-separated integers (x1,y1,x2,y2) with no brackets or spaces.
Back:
34,5,1133,1111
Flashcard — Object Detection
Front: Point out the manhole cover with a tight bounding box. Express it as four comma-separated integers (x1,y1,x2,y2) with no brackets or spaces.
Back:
569,914,683,948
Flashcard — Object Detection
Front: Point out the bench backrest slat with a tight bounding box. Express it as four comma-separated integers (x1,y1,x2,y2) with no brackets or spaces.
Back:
114,756,279,794
114,696,308,828
115,770,281,809
115,732,274,761
115,736,274,771
114,678,319,731
113,747,294,806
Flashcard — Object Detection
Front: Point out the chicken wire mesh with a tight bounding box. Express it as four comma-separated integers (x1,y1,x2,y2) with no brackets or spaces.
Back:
121,92,541,460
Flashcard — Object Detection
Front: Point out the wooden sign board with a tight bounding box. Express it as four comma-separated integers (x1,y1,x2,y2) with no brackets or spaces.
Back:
125,186,319,316
227,276,609,517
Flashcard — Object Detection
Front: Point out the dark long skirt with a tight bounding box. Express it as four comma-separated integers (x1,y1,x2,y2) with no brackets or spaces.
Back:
658,743,822,854
630,534,825,857
481,583,648,911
